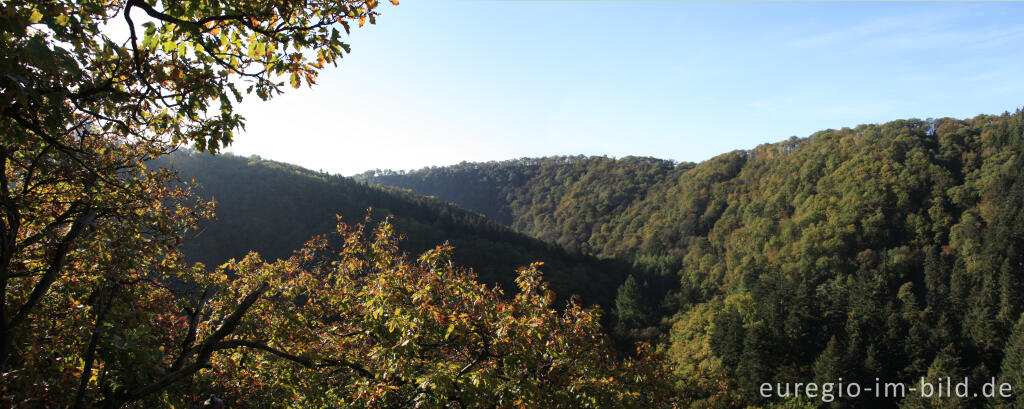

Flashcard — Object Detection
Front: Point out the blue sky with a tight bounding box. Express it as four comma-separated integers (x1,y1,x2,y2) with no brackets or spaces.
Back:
225,1,1024,175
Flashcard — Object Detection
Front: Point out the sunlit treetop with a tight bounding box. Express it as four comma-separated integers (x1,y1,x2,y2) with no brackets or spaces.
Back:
0,0,395,153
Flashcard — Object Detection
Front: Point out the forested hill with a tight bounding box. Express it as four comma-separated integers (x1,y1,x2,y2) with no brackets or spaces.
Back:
152,152,630,310
154,110,1024,406
354,155,682,255
356,111,1024,407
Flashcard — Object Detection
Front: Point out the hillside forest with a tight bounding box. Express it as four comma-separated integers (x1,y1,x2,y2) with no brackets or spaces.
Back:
4,0,1024,407
166,110,1024,408
356,112,1024,408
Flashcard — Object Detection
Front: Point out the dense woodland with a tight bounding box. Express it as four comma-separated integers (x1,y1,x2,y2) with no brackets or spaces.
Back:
6,0,1024,407
358,111,1024,408
148,110,1024,408
155,152,630,310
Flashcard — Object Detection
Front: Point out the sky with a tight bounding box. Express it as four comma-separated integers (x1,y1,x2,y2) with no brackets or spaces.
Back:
223,1,1024,176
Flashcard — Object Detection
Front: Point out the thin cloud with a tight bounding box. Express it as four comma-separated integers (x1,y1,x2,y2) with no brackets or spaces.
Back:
789,10,958,50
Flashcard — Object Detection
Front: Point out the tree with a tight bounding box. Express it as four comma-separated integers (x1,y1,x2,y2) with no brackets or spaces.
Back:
899,344,967,409
613,274,652,344
2,0,394,153
0,129,240,406
190,217,677,408
997,314,1024,409
1,0,394,405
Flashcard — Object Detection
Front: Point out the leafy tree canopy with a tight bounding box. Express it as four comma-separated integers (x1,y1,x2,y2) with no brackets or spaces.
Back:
2,0,393,152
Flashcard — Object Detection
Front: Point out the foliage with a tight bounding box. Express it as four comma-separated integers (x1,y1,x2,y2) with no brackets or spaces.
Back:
2,0,392,153
8,1,1024,406
0,130,217,406
354,155,679,256
157,151,632,311
360,110,1024,408
186,217,677,408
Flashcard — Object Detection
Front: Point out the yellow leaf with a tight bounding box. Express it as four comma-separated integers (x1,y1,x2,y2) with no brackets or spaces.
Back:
29,9,44,24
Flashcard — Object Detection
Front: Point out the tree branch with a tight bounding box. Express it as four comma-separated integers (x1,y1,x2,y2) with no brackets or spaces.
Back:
7,208,97,330
170,287,211,371
127,0,283,40
121,282,268,403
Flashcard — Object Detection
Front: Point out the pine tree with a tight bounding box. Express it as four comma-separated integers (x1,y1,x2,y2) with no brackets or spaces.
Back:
997,314,1024,409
